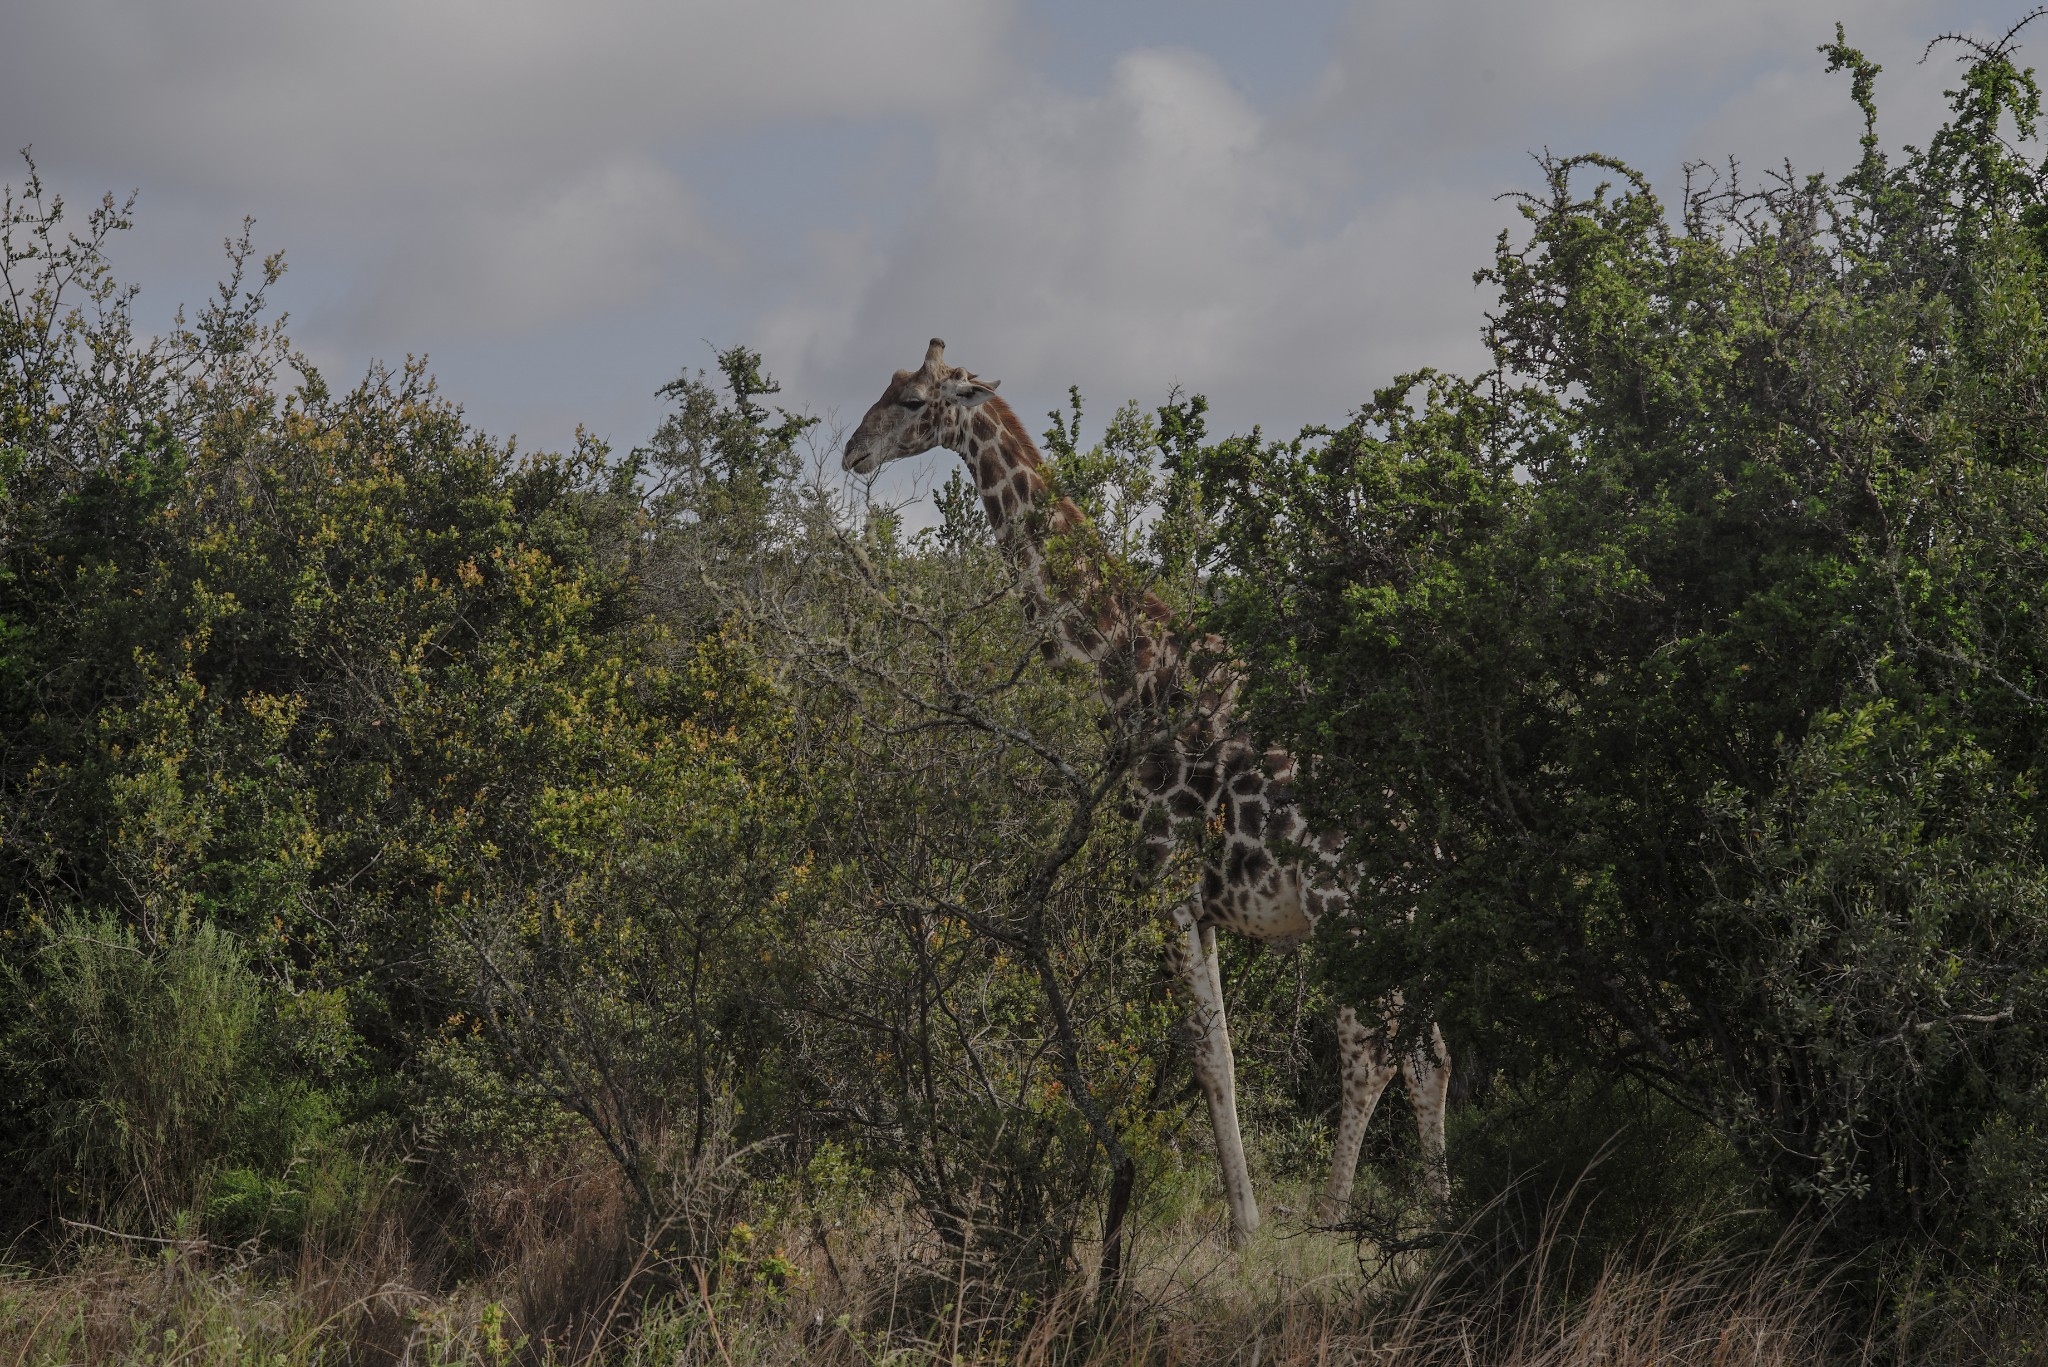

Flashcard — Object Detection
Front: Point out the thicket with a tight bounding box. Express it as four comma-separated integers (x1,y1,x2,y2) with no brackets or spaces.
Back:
1196,22,2048,1305
0,153,1328,1359
4,18,2048,1366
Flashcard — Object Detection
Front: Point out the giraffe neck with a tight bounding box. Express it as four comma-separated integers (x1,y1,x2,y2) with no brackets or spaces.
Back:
950,397,1191,722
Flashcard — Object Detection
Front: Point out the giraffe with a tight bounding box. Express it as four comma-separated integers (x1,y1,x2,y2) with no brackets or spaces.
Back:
841,339,1451,1244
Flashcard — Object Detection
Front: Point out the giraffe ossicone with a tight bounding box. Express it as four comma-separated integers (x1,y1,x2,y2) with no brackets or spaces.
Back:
842,340,1451,1243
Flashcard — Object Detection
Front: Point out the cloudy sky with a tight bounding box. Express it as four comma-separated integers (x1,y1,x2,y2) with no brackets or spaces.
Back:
0,0,2024,471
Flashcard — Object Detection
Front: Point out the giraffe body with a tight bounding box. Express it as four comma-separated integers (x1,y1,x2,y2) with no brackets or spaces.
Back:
843,340,1450,1242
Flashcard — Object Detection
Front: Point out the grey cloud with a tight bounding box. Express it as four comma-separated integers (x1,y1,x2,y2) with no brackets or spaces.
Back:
774,2,2011,452
343,153,726,338
1311,0,1939,165
761,48,1474,441
1,0,2019,461
2,0,1019,358
4,0,1017,196
1679,18,1986,181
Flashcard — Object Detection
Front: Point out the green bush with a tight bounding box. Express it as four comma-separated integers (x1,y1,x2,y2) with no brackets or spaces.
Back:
1436,1073,1762,1299
3,915,258,1226
1193,28,2048,1280
1,913,352,1239
205,1147,385,1248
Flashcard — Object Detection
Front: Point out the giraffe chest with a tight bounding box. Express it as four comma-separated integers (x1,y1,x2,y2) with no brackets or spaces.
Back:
1204,871,1316,947
1144,746,1324,948
1204,817,1317,947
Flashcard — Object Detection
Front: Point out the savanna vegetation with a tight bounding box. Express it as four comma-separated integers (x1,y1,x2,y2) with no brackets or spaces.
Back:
7,21,2048,1366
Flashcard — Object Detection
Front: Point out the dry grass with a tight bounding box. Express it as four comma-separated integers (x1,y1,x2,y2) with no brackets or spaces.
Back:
2,1171,2041,1366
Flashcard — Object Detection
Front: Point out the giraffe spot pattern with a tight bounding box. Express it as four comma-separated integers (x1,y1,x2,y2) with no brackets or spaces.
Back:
843,364,1451,1235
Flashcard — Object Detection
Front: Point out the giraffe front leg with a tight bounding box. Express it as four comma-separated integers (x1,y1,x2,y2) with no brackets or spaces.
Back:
1167,902,1260,1245
1317,1005,1398,1222
1403,1022,1452,1207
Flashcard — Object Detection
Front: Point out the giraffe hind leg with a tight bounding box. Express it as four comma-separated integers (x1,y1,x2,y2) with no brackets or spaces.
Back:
1403,1022,1452,1207
1318,1005,1398,1222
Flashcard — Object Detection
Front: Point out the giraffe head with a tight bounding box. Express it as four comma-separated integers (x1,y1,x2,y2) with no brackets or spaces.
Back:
842,338,1002,475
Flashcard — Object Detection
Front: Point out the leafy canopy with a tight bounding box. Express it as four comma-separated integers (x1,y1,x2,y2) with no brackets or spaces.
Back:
1193,25,2048,1265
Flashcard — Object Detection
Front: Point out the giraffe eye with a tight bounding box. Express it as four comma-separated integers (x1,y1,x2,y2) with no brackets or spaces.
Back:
899,399,926,411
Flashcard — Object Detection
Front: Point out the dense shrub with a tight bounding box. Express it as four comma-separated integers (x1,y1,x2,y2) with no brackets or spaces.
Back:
4,916,262,1226
1193,28,2048,1279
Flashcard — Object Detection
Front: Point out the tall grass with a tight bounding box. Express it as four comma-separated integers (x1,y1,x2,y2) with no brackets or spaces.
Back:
6,1164,2033,1366
3,916,261,1232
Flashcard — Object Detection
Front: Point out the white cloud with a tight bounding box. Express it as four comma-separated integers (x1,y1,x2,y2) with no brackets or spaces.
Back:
761,46,1501,439
1,0,1019,355
1,0,2018,457
1679,17,1976,181
1312,0,1932,159
346,153,722,337
767,1,2014,451
3,0,1016,197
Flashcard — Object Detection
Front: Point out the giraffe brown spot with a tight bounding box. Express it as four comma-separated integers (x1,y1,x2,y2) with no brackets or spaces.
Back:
1136,754,1168,790
978,453,1002,485
1170,790,1203,819
973,411,997,441
1202,867,1224,901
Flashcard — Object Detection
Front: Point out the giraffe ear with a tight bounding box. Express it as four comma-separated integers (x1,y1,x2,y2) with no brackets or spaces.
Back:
950,374,1000,407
